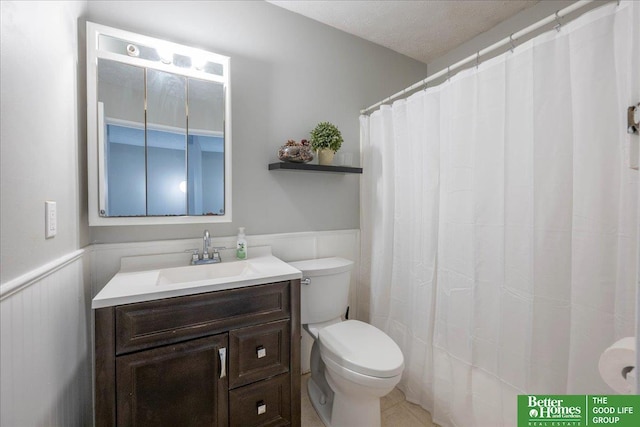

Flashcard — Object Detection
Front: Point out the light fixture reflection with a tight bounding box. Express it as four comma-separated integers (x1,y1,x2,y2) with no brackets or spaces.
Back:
157,46,173,64
126,44,140,57
192,55,208,70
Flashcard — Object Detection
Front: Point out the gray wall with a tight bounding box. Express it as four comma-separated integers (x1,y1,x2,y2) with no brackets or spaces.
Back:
86,0,430,243
1,0,89,283
0,0,588,281
425,1,584,82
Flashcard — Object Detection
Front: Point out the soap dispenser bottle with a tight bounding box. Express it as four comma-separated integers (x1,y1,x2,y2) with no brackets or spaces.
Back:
236,227,247,260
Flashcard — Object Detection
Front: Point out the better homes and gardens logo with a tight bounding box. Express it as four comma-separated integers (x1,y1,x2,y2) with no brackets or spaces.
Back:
518,395,640,427
523,395,583,425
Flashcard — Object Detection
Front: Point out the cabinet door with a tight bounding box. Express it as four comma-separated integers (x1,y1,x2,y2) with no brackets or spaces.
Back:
116,334,228,427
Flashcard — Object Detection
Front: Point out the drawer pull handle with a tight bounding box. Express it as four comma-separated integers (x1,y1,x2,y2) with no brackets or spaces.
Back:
219,347,226,378
257,400,267,415
256,345,266,359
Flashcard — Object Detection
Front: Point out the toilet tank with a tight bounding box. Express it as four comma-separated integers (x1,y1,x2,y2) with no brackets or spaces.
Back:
288,257,354,325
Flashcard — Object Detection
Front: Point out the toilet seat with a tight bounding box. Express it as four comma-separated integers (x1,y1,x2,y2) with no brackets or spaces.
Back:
304,318,341,340
318,320,404,378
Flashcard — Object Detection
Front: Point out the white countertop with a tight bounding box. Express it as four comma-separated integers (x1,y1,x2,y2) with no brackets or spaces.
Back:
92,247,302,309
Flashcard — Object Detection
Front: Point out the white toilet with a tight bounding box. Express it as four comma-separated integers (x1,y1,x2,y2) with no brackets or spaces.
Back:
289,257,404,427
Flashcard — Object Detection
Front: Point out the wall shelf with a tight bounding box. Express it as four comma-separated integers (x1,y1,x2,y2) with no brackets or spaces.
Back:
268,162,363,174
269,162,362,173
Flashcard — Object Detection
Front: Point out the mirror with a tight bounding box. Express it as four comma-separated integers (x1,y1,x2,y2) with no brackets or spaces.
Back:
87,22,231,225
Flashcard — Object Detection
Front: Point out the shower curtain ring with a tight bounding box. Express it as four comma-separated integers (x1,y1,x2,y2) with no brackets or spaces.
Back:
447,66,451,81
475,52,480,69
509,34,516,53
554,11,562,32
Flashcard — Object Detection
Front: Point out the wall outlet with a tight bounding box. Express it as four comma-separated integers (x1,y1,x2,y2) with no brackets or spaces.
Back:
45,201,57,238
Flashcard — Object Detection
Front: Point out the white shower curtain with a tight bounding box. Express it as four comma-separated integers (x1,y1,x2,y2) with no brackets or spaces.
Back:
360,2,639,426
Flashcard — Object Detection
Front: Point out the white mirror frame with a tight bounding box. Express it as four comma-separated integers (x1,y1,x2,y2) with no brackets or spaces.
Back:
86,22,232,226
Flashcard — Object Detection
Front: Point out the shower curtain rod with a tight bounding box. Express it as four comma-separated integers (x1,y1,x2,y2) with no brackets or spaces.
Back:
360,0,604,115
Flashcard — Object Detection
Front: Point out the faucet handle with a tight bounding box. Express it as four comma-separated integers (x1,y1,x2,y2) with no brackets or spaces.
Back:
185,249,200,263
211,247,226,262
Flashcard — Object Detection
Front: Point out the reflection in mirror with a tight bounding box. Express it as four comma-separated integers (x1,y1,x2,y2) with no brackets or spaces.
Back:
87,22,231,225
188,79,225,215
98,59,146,217
146,69,187,216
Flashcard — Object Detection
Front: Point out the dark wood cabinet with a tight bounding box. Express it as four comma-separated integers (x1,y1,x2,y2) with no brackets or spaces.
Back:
116,335,228,427
95,280,301,427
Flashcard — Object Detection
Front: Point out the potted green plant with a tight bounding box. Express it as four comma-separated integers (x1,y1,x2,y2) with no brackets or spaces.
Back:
310,122,343,165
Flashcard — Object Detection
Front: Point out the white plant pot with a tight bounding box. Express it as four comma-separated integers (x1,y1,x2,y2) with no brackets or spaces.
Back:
318,149,335,165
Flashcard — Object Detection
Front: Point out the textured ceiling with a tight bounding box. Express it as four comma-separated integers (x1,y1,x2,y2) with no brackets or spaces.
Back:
267,0,540,64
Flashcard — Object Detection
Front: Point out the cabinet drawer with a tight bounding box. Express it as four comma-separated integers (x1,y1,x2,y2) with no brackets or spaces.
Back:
229,320,290,388
115,282,290,354
229,374,291,427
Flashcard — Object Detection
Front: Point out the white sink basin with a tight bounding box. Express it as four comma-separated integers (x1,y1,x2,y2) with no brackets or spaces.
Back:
92,247,302,309
156,261,256,286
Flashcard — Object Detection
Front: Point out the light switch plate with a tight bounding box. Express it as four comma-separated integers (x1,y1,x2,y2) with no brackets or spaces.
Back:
45,201,57,238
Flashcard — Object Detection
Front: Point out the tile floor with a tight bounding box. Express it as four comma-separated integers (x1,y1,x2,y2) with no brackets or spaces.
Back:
301,373,439,427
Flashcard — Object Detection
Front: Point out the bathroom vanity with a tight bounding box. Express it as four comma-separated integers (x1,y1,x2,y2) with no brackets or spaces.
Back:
93,251,302,426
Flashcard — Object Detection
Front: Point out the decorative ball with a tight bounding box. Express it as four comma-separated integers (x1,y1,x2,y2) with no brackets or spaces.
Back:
278,144,314,163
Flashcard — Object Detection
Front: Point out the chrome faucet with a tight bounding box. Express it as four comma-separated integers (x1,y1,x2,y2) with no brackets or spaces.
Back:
203,230,211,260
186,230,223,265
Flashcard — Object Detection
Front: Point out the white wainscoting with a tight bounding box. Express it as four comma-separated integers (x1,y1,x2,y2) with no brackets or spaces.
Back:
0,229,361,423
0,250,92,427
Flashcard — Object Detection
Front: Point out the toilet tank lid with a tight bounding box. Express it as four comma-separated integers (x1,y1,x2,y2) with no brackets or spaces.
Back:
288,257,353,276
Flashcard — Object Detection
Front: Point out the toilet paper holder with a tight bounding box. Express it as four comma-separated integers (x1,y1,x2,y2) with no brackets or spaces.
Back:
598,336,636,394
621,366,634,379
628,103,639,135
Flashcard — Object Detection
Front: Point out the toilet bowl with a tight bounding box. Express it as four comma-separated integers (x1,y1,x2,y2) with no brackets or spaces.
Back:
289,258,405,427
